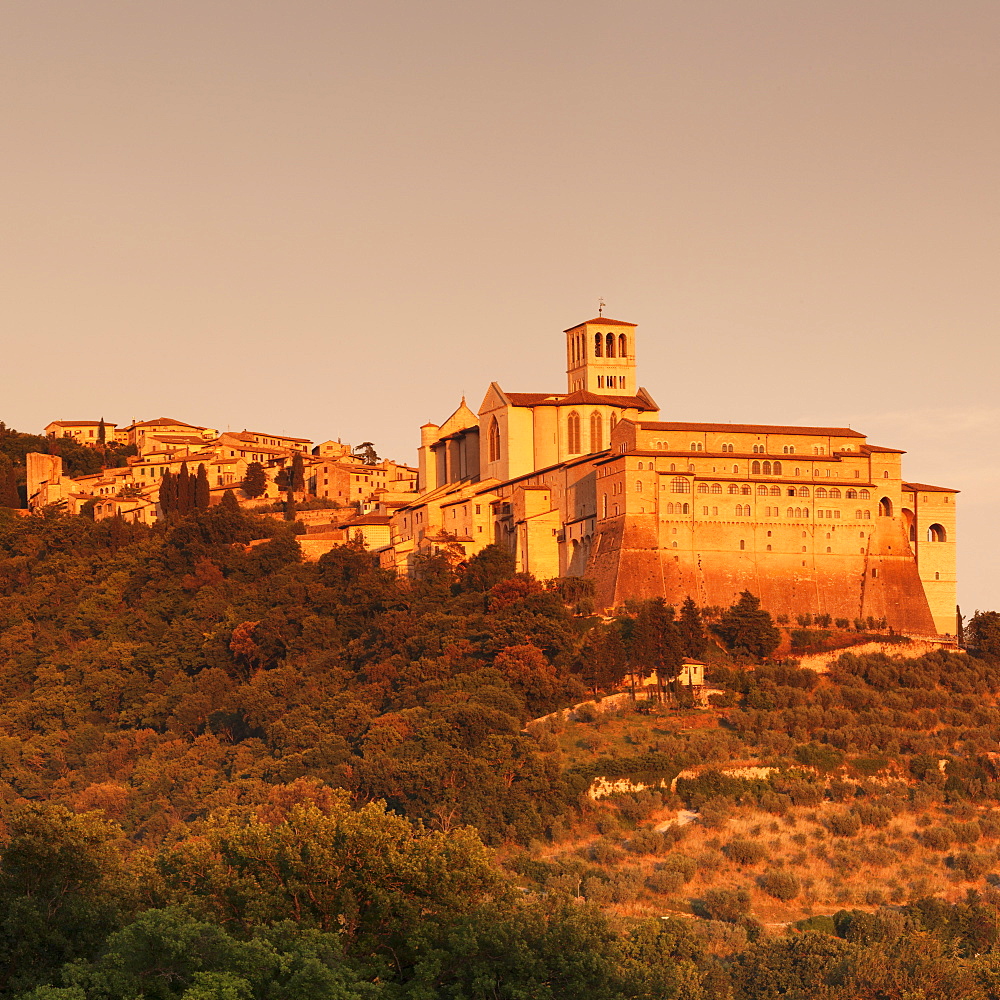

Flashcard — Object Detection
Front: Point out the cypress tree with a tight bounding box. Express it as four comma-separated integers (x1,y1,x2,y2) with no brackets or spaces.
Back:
195,464,210,509
97,418,106,444
678,596,708,659
242,461,267,499
177,463,191,514
284,487,296,521
0,455,20,508
158,470,175,516
291,452,305,493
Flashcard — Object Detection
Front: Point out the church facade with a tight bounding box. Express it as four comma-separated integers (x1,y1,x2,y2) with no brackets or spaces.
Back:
384,316,957,637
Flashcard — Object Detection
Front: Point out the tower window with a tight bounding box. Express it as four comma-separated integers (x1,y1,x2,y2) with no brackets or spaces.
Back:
606,332,616,357
488,417,501,463
619,332,628,356
594,333,603,357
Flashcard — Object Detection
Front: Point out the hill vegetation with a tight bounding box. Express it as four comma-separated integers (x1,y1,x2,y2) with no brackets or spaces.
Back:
2,502,1000,997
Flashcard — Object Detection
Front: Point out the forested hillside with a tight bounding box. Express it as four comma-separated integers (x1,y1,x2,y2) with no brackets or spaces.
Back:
3,503,1000,998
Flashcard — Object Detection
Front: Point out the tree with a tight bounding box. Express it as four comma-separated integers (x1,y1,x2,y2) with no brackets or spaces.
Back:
460,543,516,592
714,590,781,660
0,453,20,508
631,599,683,701
290,452,306,493
284,488,296,521
352,442,379,465
967,611,1000,658
97,418,106,444
241,461,267,499
177,463,191,515
677,596,707,659
159,470,178,517
195,464,210,510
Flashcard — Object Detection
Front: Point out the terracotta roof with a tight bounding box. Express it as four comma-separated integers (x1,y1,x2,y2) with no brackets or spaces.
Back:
241,430,313,444
639,421,866,438
861,444,905,454
340,514,393,527
903,482,960,494
563,317,637,331
505,390,655,411
47,420,113,427
135,417,204,429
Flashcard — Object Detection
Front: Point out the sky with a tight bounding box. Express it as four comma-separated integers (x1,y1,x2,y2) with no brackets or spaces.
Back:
1,1,997,611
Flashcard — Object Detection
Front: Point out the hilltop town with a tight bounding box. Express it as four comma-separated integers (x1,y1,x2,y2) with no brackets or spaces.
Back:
24,314,958,637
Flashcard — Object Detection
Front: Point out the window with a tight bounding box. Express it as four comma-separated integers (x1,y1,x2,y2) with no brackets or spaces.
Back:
879,497,893,517
884,470,889,478
722,443,734,453
606,332,616,357
829,488,841,499
697,483,708,493
690,442,702,451
590,411,603,451
635,480,642,492
816,487,828,498
602,494,607,518
859,490,870,499
671,477,690,493
567,411,581,454
846,489,857,499
773,461,782,474
787,487,796,496
757,485,768,496
710,483,722,494
741,485,751,495
751,461,761,474
619,332,628,356
488,418,501,463
927,523,947,542
702,506,709,515
594,333,603,357
682,503,690,514
728,484,739,494
763,461,771,474
740,539,745,550
783,445,795,454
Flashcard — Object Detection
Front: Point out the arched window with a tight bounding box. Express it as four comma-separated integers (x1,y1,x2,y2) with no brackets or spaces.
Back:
794,507,802,518
733,464,739,474
846,489,857,499
606,332,616,357
619,332,628,357
682,503,690,514
829,488,841,499
741,485,751,495
763,461,772,475
859,490,870,499
610,413,618,432
883,470,889,478
711,483,722,494
769,485,780,496
739,539,746,550
697,483,709,494
815,487,828,498
594,333,603,357
567,411,581,454
635,480,642,492
773,461,782,475
786,507,794,518
488,417,501,463
927,523,947,542
787,487,796,496
855,510,862,519
878,497,893,517
671,477,690,494
590,411,603,452
864,510,870,520
757,485,768,496
751,461,761,474
728,484,739,494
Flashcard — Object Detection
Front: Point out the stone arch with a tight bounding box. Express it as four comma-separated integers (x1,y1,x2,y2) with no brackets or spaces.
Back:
879,496,893,517
927,522,947,542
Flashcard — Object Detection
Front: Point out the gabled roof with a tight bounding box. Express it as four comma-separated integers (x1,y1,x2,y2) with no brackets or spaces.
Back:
503,389,657,411
861,444,905,454
639,421,866,438
563,317,637,331
903,482,960,494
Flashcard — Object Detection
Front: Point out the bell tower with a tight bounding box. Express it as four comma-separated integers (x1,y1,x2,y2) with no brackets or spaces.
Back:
565,314,637,396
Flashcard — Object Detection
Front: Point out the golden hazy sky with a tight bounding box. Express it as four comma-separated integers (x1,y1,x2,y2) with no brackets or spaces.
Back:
2,1,997,609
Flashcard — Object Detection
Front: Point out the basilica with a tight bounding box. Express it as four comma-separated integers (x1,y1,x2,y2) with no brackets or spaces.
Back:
383,315,957,637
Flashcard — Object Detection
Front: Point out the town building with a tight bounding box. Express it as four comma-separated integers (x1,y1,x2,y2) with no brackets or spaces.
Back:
383,315,958,637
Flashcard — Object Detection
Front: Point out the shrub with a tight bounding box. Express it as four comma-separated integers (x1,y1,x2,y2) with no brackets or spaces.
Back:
660,853,698,882
723,838,769,866
698,887,752,922
921,826,954,851
645,869,685,894
948,850,991,880
757,871,801,900
952,820,982,845
825,812,862,837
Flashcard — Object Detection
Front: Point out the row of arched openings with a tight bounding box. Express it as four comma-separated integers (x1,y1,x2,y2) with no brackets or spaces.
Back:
567,410,615,455
568,332,631,364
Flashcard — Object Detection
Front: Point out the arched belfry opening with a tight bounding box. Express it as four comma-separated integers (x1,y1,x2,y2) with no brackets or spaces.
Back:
564,315,639,397
879,497,893,517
